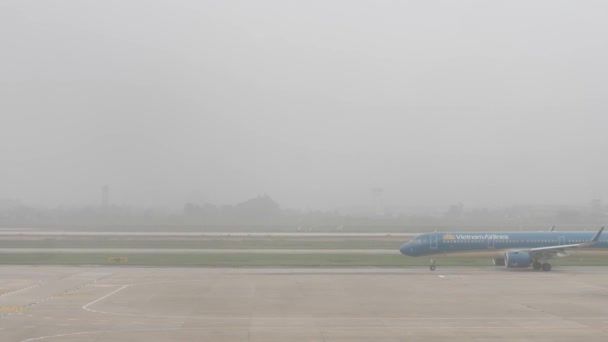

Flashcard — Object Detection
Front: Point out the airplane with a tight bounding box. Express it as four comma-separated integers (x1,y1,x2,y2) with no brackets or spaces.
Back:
399,226,605,271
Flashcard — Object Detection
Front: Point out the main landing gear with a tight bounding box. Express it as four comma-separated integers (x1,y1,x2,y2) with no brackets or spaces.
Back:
532,261,552,272
429,259,436,271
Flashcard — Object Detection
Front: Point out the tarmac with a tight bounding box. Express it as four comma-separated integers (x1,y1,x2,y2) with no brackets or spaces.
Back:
0,231,417,237
2,266,608,341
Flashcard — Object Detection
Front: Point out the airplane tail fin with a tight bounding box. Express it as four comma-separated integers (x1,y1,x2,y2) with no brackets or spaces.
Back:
591,226,604,243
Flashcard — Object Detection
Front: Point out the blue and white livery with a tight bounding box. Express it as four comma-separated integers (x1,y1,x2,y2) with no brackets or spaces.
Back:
399,227,605,271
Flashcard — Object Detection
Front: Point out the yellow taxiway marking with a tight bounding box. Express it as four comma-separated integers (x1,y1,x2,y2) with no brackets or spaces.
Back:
0,306,25,311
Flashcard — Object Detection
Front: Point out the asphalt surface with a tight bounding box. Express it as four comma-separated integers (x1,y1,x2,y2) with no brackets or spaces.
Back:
0,231,416,237
2,266,608,341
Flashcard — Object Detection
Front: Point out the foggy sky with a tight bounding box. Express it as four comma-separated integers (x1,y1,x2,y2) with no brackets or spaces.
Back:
1,1,607,210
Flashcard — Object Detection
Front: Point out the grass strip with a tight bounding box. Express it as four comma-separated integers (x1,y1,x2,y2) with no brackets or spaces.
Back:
0,253,607,267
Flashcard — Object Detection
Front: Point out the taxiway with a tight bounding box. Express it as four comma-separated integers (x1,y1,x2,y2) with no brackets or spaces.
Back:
1,266,608,341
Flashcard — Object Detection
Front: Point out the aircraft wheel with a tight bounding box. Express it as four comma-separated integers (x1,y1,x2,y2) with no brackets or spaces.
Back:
429,265,436,271
541,263,552,272
532,262,542,270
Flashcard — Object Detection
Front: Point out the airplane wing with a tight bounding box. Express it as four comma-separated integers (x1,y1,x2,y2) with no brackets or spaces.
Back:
528,226,604,260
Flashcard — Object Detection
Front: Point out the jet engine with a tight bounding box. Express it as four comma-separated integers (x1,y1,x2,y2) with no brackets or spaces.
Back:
504,251,531,268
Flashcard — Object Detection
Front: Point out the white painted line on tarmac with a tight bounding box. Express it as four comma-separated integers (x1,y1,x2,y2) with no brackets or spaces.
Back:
82,285,131,314
0,283,45,298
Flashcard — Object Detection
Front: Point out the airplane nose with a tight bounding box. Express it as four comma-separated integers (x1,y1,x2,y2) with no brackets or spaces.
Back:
400,242,413,256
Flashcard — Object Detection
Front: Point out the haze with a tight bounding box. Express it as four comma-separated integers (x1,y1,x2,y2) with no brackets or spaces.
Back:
1,0,607,211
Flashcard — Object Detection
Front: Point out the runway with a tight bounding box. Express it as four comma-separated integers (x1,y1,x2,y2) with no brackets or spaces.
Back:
0,248,398,254
0,231,417,237
2,266,608,341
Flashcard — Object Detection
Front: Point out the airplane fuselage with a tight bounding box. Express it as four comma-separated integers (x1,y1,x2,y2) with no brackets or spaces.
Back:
400,231,608,257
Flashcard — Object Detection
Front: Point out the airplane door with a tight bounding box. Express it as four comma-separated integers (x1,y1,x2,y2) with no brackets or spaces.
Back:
430,234,438,249
487,237,495,249
558,236,565,245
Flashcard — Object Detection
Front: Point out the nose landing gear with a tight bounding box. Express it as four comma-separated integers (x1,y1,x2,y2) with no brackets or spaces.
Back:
429,259,436,271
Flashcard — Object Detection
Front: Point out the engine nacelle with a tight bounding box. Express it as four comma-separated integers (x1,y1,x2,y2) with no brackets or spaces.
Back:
504,251,531,268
